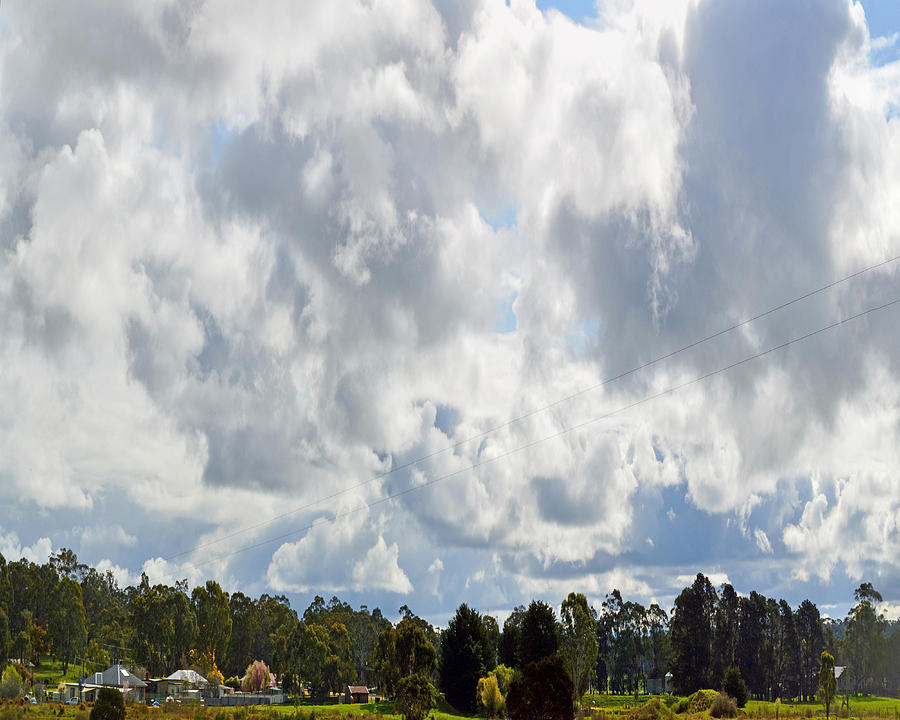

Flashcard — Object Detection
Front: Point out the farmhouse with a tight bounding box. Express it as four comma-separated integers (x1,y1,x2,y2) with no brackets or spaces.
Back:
146,669,208,703
344,685,370,703
64,664,147,704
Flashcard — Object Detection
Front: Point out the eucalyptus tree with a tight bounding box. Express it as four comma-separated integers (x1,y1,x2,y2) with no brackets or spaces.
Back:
560,592,597,706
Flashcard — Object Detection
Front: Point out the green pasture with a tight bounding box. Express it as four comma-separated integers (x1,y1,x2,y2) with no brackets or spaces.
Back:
29,658,83,689
13,693,900,720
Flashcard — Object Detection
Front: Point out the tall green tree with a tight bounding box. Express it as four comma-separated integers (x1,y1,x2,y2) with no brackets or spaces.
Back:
507,655,574,720
374,618,437,694
80,566,129,662
439,604,494,712
644,603,671,683
192,580,232,667
350,605,391,684
50,548,86,583
49,577,87,672
796,600,823,701
712,584,740,684
482,615,500,671
737,591,768,699
0,554,12,617
519,600,559,667
0,608,9,668
130,575,196,674
225,592,257,678
269,611,300,693
778,600,801,699
499,605,525,667
559,592,597,706
670,574,716,694
820,651,836,720
296,622,353,699
845,583,885,696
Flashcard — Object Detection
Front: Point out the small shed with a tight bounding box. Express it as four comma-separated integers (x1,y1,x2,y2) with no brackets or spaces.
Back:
835,666,849,694
344,685,370,704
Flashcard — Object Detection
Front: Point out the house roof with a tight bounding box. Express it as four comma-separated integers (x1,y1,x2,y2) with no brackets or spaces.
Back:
166,670,208,685
347,686,369,694
97,664,148,688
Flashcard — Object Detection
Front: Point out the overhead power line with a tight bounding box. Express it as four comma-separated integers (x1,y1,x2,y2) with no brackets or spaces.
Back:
164,253,900,563
187,295,900,569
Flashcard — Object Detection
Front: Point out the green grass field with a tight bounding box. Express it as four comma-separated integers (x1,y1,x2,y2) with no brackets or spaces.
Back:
12,692,900,720
29,658,84,690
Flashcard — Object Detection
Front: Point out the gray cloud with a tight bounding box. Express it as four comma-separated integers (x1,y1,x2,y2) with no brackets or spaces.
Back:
0,0,898,620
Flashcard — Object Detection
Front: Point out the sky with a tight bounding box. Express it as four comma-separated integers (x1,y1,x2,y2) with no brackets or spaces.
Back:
1,0,900,627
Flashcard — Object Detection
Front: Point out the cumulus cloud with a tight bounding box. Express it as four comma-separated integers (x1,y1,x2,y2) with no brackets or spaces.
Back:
266,509,413,595
0,530,52,565
95,559,137,588
0,0,898,616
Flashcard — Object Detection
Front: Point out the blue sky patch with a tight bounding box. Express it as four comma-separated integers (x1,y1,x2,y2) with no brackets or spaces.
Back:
479,206,518,231
495,291,518,333
535,0,597,24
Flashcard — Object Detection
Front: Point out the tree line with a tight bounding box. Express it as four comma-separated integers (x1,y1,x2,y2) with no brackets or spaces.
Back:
1,551,898,711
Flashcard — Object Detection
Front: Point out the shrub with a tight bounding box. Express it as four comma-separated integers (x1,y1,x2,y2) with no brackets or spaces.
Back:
687,690,718,714
395,674,435,720
660,695,677,709
0,667,23,701
241,661,270,693
89,688,125,720
709,694,737,719
722,668,747,709
673,698,689,714
507,656,573,720
477,675,505,718
490,665,516,696
622,698,678,720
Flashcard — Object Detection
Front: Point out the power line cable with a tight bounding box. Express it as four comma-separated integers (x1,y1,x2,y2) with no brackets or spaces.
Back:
164,253,900,562
188,295,900,569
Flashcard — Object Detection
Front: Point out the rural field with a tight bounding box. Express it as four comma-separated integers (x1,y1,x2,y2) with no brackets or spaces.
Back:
8,694,900,720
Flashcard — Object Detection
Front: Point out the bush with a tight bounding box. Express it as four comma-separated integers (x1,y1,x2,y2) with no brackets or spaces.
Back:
622,698,678,720
507,656,573,720
672,698,689,714
394,674,435,720
660,695,677,709
477,675,505,718
722,668,747,709
0,667,23,701
709,694,737,719
89,688,125,720
687,690,718,714
242,661,270,693
489,665,516,696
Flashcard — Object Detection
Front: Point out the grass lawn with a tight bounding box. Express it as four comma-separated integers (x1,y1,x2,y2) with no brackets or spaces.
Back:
30,658,84,690
745,696,900,718
271,697,476,720
15,692,900,720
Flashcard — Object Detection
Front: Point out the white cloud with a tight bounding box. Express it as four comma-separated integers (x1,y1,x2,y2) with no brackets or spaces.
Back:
266,509,413,595
0,531,52,565
352,536,414,595
80,524,137,550
94,559,137,588
754,528,773,555
0,0,898,614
